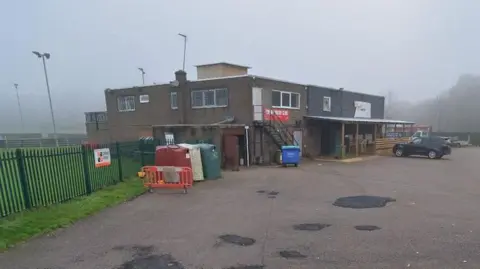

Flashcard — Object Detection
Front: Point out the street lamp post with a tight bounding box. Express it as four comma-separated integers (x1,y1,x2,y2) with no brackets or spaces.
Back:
178,33,187,71
32,51,58,147
13,83,25,133
138,67,146,85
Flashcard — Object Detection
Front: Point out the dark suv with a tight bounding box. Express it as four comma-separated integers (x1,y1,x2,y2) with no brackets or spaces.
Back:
393,136,452,159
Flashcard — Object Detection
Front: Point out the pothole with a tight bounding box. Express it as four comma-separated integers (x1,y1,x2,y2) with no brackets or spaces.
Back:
333,195,396,209
267,195,277,199
116,254,184,269
354,225,381,231
256,190,266,193
219,234,256,246
224,265,265,269
278,250,307,259
293,223,331,231
268,191,279,195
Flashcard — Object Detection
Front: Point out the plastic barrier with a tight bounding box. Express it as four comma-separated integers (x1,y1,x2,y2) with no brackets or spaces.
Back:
140,166,193,194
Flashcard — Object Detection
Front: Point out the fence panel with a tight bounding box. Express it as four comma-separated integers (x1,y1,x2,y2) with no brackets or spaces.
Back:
118,141,143,179
0,150,25,217
23,147,85,207
87,143,120,191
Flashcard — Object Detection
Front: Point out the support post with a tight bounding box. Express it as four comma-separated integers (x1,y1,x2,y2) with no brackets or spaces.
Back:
340,123,345,159
373,124,377,153
355,123,359,157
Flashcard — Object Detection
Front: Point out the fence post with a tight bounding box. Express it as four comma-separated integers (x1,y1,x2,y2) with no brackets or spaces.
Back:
15,149,32,209
139,140,145,166
116,142,123,182
81,145,92,194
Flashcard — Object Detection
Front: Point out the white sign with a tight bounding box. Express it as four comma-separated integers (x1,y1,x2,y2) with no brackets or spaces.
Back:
354,101,371,118
94,148,111,168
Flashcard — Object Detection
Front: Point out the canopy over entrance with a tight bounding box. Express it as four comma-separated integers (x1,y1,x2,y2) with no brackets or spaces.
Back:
304,115,415,125
304,115,415,159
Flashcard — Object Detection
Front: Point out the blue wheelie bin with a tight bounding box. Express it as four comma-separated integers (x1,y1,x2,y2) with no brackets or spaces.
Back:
281,145,301,167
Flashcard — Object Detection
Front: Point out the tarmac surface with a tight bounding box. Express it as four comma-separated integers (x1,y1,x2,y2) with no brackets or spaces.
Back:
1,148,480,268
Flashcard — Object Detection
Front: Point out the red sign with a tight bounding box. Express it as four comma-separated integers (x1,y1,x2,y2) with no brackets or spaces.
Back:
264,108,289,122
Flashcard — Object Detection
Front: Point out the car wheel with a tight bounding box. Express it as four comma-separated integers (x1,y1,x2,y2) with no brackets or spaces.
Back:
428,150,437,159
394,148,403,157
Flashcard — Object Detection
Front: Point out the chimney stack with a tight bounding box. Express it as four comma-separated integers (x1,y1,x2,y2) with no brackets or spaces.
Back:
174,70,187,84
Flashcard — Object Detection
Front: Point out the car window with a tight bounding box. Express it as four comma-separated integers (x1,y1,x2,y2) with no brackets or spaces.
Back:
412,138,422,144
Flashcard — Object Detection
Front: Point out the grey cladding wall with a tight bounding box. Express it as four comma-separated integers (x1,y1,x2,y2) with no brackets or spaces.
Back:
307,86,385,119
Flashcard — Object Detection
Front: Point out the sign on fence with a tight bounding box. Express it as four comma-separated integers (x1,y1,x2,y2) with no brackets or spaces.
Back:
94,148,111,168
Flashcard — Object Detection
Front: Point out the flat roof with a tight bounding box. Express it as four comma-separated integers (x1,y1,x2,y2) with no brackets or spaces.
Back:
304,115,415,124
152,123,246,128
195,62,251,69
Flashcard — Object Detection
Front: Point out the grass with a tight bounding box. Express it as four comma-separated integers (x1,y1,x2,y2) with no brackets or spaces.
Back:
0,178,145,251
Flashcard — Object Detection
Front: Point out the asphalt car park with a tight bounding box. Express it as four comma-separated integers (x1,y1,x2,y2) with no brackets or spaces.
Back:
1,148,480,269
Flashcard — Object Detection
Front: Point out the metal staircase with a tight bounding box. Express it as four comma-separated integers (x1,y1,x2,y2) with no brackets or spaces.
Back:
253,112,296,149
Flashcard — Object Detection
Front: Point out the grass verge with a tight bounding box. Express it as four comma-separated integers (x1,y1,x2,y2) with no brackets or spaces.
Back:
0,178,145,251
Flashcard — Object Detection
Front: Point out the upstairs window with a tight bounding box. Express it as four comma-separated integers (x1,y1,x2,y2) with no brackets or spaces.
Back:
323,96,331,112
117,96,135,112
139,94,150,104
272,90,300,109
191,88,228,108
170,92,178,109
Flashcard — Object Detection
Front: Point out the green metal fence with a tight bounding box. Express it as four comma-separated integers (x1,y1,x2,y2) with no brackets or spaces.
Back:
0,138,214,218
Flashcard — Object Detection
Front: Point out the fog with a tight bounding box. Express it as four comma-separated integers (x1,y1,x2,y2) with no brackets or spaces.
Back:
1,1,480,133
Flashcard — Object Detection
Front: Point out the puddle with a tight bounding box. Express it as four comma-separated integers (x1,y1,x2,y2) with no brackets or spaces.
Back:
256,190,266,193
116,254,184,269
333,195,396,209
279,250,307,259
267,195,277,199
354,225,381,231
293,223,331,231
219,234,256,246
224,265,264,269
268,191,279,196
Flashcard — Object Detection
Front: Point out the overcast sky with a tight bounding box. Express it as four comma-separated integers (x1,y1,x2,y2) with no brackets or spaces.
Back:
1,0,479,132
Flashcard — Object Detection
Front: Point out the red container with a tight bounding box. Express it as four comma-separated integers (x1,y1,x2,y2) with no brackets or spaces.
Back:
155,145,192,168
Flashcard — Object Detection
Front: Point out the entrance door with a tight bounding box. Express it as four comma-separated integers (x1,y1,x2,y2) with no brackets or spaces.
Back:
293,131,302,154
252,87,263,121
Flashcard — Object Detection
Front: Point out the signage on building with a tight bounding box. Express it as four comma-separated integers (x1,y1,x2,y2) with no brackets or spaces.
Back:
354,101,371,118
94,148,111,168
264,108,289,122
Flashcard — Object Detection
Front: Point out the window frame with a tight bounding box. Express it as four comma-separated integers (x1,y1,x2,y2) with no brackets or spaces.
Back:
272,90,300,109
170,92,178,110
191,88,228,108
117,95,136,112
323,96,332,112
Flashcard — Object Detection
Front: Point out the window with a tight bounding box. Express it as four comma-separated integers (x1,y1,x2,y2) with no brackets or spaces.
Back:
117,96,135,112
272,90,300,109
170,92,178,109
272,91,281,106
412,138,422,144
96,112,107,122
139,94,149,104
191,88,228,108
323,96,331,112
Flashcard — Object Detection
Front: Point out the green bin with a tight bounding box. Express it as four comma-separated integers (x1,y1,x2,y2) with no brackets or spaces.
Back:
196,143,222,180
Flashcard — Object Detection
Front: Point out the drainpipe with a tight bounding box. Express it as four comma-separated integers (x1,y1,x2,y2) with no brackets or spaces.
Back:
245,125,250,167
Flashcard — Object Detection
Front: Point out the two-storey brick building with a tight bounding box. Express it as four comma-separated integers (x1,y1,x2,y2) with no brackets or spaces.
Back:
86,62,412,166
